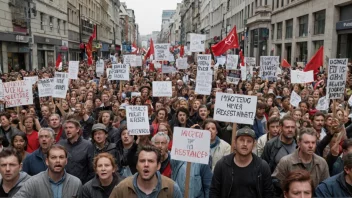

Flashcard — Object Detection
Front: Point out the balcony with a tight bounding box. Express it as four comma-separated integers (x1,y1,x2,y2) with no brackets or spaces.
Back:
255,5,271,14
246,12,271,26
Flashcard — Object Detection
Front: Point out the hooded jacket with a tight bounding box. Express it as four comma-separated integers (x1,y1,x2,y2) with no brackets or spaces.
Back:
0,172,31,196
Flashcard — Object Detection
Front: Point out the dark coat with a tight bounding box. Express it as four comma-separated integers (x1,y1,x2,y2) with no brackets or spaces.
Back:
22,148,47,176
315,172,352,197
82,173,124,198
116,141,138,175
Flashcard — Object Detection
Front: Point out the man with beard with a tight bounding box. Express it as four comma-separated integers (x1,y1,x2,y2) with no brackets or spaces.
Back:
110,145,182,197
71,103,94,140
22,128,55,176
13,145,82,198
48,114,66,143
262,116,297,173
210,127,274,197
312,112,326,141
253,102,266,139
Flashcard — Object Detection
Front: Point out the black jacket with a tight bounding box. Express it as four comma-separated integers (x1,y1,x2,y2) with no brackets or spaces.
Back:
107,125,120,144
82,173,124,198
116,141,138,174
210,153,274,198
93,141,119,161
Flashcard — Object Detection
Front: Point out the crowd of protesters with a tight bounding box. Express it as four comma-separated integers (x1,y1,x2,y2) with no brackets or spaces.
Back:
0,56,350,198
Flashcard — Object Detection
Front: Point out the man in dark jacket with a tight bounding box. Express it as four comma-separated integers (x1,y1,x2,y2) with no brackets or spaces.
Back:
98,110,120,143
0,112,22,147
315,153,352,197
116,125,138,176
210,127,274,198
91,123,118,160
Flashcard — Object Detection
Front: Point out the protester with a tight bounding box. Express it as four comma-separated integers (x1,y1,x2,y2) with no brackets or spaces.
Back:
98,111,120,143
282,170,314,198
22,116,39,153
0,112,22,147
91,123,118,159
255,116,280,156
11,132,29,161
151,132,171,178
48,114,66,143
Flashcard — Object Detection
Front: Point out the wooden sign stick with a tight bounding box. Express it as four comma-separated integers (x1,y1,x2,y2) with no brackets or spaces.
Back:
184,162,191,198
231,123,237,152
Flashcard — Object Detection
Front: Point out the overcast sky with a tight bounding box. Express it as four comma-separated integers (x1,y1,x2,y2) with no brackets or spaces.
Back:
123,0,182,35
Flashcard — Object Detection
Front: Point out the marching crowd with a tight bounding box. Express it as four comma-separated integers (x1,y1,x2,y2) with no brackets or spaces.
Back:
0,57,350,198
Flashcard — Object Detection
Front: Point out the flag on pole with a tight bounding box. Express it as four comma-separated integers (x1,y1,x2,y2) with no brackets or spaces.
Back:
211,26,239,56
87,25,96,65
144,38,154,61
281,59,291,68
303,46,323,80
239,49,245,66
55,53,62,69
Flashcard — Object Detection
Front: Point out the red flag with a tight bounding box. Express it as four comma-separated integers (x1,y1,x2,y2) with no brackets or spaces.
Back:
87,25,97,65
144,39,154,61
55,53,61,69
281,59,291,68
303,46,323,79
205,48,211,54
239,49,245,66
180,45,184,57
211,26,239,56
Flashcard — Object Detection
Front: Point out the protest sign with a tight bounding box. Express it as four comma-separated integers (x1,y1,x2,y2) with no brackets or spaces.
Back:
226,55,238,70
291,70,314,84
152,81,172,97
0,81,4,99
241,65,246,80
176,58,188,69
189,34,206,52
195,55,212,95
53,72,69,99
126,106,150,135
24,76,38,85
108,64,130,81
162,65,177,74
96,59,104,77
171,127,210,164
259,56,279,79
38,78,54,97
4,80,33,108
135,56,142,66
124,55,136,67
68,61,79,79
110,55,117,63
290,91,301,107
245,57,256,66
327,58,348,99
154,44,170,61
169,54,175,62
131,92,141,97
216,56,226,65
226,76,240,85
214,92,257,125
316,96,329,111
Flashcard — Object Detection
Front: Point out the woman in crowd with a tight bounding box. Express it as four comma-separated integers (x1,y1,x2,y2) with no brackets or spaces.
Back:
11,132,29,160
22,116,39,153
116,126,138,177
151,108,168,136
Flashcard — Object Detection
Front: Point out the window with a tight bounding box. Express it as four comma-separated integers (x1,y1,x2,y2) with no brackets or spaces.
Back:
281,0,284,7
40,13,44,30
285,19,293,39
299,15,308,37
297,42,308,62
49,16,53,31
276,0,279,8
314,40,324,51
63,21,66,34
314,10,325,35
277,22,282,39
57,19,60,33
271,24,274,40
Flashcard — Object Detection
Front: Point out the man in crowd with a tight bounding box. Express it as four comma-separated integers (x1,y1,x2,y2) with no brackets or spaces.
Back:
48,114,66,143
39,105,51,128
98,110,120,144
13,145,82,197
253,101,266,139
312,112,326,140
0,112,21,147
151,132,171,178
71,103,94,140
255,116,280,156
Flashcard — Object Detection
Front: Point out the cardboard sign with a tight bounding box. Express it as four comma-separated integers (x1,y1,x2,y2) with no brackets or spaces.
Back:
4,80,33,108
316,96,329,110
154,44,170,61
214,92,257,125
226,55,238,70
226,76,240,85
260,56,279,79
126,106,150,135
0,81,4,99
171,127,210,165
135,56,142,66
216,56,226,65
108,64,130,81
195,55,212,95
162,65,177,74
96,59,104,77
241,65,246,80
24,76,38,85
189,33,206,52
290,91,301,107
53,72,69,99
68,61,79,79
245,57,256,66
38,78,54,97
110,55,117,63
176,58,188,69
124,55,136,67
291,70,314,84
327,58,348,99
131,92,141,97
152,81,172,97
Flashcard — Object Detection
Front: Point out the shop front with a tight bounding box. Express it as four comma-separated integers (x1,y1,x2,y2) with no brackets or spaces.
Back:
337,4,352,62
101,42,110,59
33,35,61,69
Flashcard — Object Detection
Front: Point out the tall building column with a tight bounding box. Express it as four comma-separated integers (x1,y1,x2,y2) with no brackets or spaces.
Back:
32,43,38,70
2,42,8,73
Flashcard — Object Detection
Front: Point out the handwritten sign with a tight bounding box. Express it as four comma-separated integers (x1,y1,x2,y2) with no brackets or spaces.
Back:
131,92,141,97
290,91,301,107
291,70,314,83
226,55,238,70
316,96,329,110
96,59,104,77
53,72,69,99
171,127,210,164
68,61,79,79
135,56,142,66
152,81,172,97
260,56,279,79
0,81,4,99
4,80,33,108
226,76,240,85
126,106,150,135
24,76,38,85
108,64,130,81
124,55,136,67
327,58,348,99
216,56,226,65
241,65,246,80
245,57,256,66
38,78,54,97
189,34,206,52
154,44,170,61
176,58,188,69
162,65,177,74
214,92,257,125
195,55,212,95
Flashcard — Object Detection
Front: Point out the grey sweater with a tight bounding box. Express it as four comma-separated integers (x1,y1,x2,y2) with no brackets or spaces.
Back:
0,172,31,196
12,170,82,198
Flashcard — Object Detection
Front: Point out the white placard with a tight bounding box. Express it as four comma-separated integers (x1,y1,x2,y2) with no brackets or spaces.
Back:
126,106,150,135
169,54,175,62
241,66,247,80
327,58,348,99
110,55,117,63
0,81,4,99
24,76,38,85
290,91,301,107
162,65,177,74
171,127,210,165
96,59,104,77
226,55,238,70
68,61,79,79
4,80,33,107
195,55,212,95
38,78,54,97
124,55,136,67
245,57,256,66
214,92,257,125
135,56,142,66
176,58,188,69
152,81,172,97
216,56,226,65
260,56,279,79
316,96,329,110
108,64,130,81
189,33,206,52
53,72,69,99
226,76,240,85
131,92,141,97
291,70,314,84
154,44,170,61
